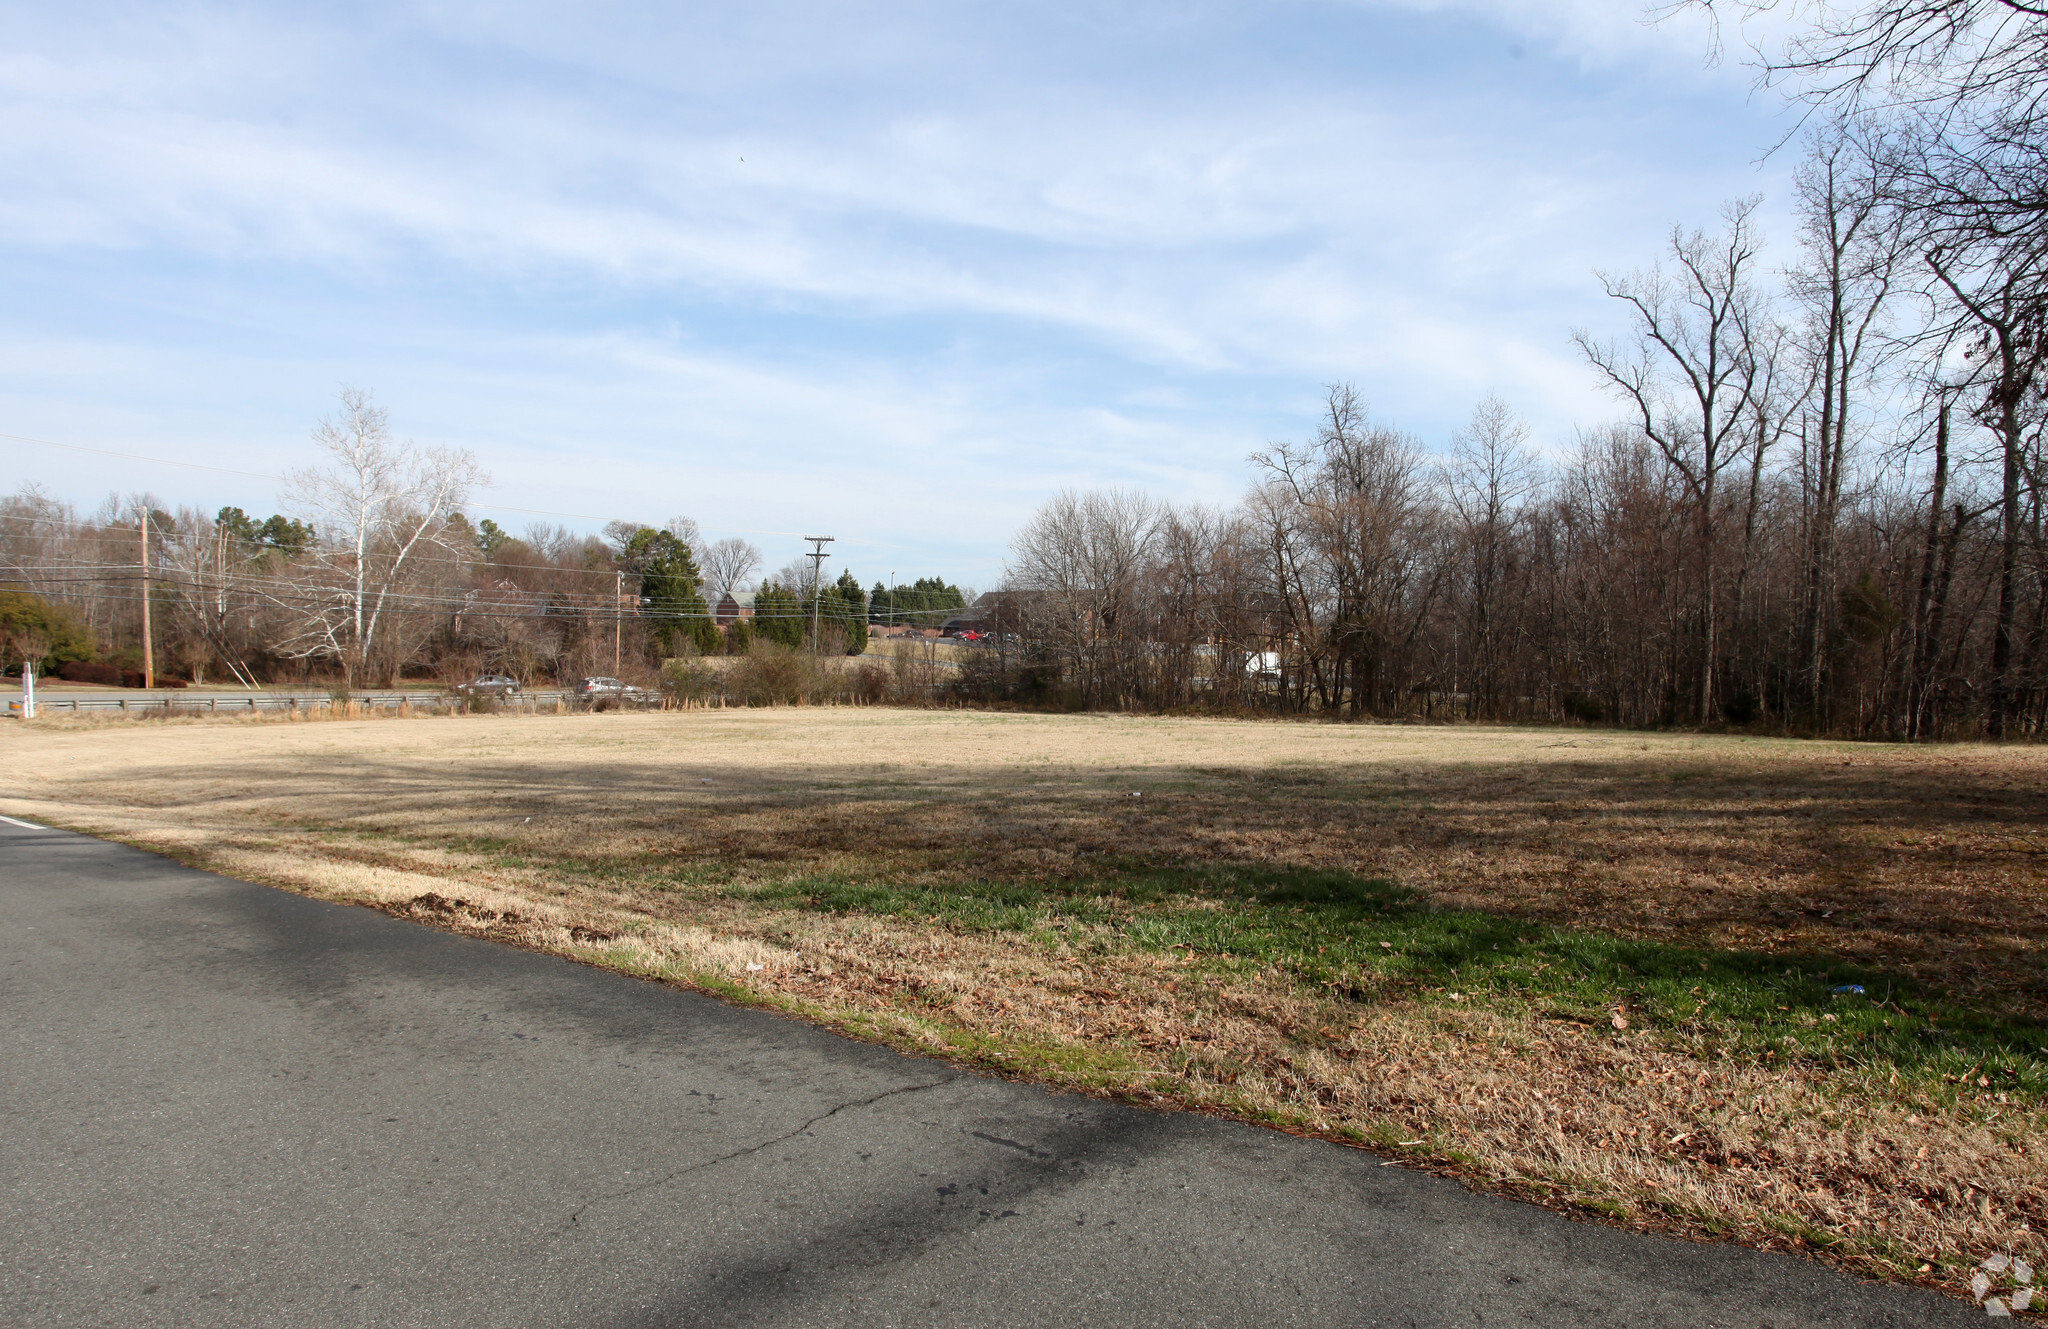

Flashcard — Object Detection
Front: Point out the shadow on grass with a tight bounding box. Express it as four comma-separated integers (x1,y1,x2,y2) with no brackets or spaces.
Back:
743,862,2048,1098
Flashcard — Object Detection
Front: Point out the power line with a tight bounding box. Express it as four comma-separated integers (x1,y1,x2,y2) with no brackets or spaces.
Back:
2,566,945,622
1,427,822,542
0,431,279,481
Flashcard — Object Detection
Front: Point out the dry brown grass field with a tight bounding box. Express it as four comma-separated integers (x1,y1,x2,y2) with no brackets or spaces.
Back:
8,706,2047,1306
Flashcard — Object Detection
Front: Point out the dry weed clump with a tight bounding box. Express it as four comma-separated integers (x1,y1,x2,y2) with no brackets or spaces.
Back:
7,708,2047,1304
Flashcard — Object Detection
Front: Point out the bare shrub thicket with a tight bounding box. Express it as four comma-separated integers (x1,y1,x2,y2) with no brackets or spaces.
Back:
722,641,831,706
982,351,2042,736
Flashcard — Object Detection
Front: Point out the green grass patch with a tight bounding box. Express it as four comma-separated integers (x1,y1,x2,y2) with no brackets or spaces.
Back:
741,861,2048,1097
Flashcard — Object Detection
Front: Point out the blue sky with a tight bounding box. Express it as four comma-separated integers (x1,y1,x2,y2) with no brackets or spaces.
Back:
0,1,1799,587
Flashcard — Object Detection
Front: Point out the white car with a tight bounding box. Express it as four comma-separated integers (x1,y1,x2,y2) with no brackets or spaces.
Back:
574,676,656,702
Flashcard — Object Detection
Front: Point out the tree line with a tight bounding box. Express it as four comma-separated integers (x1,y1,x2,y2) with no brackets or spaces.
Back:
0,390,971,687
982,2,2047,737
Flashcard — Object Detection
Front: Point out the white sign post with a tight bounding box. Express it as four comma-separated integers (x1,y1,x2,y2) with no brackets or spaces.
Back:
20,660,33,720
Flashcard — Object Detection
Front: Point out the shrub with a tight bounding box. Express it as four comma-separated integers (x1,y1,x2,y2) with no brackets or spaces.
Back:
0,590,97,672
661,657,720,704
726,641,826,706
58,661,123,686
118,671,188,688
850,661,889,704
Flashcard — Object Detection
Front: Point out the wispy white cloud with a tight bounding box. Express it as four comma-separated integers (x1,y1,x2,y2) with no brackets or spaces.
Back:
0,1,1807,569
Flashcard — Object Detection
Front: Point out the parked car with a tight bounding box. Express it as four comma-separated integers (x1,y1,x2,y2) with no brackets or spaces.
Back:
573,676,657,702
452,674,520,696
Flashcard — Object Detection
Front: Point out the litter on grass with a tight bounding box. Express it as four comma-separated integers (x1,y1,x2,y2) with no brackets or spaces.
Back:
1976,1253,2037,1316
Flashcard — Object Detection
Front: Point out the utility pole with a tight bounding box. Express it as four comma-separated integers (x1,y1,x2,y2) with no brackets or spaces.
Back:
139,507,155,689
614,571,624,676
803,536,834,655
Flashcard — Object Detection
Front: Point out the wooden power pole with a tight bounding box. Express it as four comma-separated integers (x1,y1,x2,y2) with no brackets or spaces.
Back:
614,570,624,676
139,508,155,689
803,536,834,655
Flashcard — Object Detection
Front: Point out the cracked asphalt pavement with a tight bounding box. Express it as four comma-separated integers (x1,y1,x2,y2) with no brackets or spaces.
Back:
0,822,1974,1327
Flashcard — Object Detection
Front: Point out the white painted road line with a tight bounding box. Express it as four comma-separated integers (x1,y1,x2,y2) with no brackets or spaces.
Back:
0,815,48,830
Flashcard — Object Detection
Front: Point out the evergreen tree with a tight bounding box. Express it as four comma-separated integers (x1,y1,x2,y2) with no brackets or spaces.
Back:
217,507,316,558
0,589,96,671
620,527,719,656
825,569,868,654
216,506,263,546
752,580,806,648
867,576,965,628
260,516,315,556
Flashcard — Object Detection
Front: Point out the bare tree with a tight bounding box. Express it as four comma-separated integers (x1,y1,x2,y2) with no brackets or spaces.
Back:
701,537,763,602
774,557,821,601
1249,385,1440,716
1684,1,2048,111
1577,198,1777,721
1681,2,2046,326
1445,396,1542,717
158,509,268,687
1006,487,1161,707
1785,121,1908,715
664,515,703,550
275,388,485,685
1924,235,2048,731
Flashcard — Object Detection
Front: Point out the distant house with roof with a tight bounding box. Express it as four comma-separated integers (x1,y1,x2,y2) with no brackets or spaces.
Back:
941,591,1048,637
714,591,755,626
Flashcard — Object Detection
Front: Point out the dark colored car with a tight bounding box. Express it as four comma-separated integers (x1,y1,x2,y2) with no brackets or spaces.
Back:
453,674,520,696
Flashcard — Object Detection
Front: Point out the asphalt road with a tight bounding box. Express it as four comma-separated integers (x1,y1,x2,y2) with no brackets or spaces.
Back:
0,820,1974,1328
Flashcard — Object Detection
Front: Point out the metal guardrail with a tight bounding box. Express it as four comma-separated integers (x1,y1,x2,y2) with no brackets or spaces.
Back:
8,689,609,716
